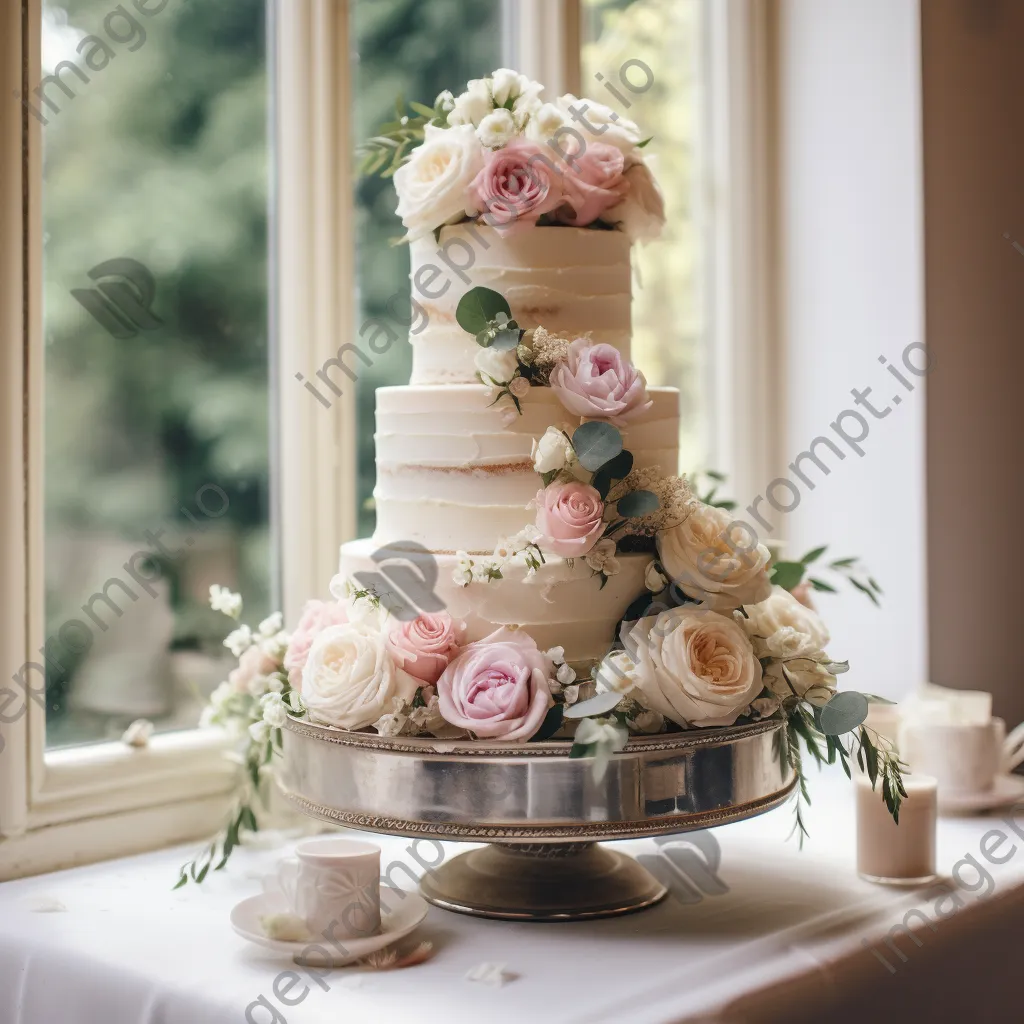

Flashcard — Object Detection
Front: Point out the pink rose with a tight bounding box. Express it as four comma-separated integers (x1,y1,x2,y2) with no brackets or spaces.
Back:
386,612,466,685
472,140,565,232
549,339,653,425
556,143,628,227
535,481,605,558
284,599,349,691
436,627,553,741
230,644,279,694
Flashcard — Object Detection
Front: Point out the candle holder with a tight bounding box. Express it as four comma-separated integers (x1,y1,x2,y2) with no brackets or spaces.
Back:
278,717,796,921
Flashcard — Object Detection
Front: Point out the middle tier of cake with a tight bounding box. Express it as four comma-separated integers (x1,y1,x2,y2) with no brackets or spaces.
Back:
372,384,680,553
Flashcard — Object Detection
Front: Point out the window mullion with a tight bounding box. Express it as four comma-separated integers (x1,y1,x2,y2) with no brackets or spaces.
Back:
507,0,582,98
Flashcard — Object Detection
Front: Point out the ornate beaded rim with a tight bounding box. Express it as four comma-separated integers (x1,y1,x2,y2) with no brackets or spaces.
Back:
282,714,784,758
279,779,798,842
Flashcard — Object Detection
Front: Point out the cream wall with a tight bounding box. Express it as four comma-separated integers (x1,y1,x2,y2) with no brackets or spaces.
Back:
770,0,927,700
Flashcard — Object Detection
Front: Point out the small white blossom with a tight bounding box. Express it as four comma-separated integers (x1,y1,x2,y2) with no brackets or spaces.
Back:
121,719,153,748
563,684,580,705
508,376,530,399
645,561,669,593
261,693,288,728
477,107,517,149
209,584,243,619
258,612,283,637
224,625,254,658
247,673,273,700
260,630,291,661
629,709,665,734
545,646,565,665
248,720,271,743
373,712,408,737
556,663,576,686
436,89,455,113
585,538,619,574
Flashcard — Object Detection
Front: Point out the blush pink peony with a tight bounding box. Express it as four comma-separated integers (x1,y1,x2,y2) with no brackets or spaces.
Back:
471,140,565,231
436,627,553,741
229,644,279,694
549,339,653,425
284,599,349,691
535,481,605,558
385,612,466,685
556,142,629,226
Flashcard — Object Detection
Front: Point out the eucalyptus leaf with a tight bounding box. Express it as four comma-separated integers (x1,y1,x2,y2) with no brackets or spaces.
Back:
490,327,521,351
771,560,806,591
617,489,659,518
456,287,511,335
564,690,624,719
818,691,869,736
572,421,623,471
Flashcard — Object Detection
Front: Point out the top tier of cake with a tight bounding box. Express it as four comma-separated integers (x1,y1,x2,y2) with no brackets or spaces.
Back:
409,225,632,385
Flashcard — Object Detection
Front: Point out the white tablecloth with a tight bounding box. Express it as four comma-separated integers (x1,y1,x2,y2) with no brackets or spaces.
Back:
1,774,1023,1024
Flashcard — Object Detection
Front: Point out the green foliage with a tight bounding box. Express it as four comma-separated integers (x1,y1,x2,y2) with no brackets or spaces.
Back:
456,287,513,335
818,691,869,735
771,561,806,591
357,94,448,178
591,450,633,499
572,421,624,471
617,489,660,518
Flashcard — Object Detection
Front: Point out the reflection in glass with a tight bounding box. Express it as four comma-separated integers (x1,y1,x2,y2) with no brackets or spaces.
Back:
41,0,271,747
582,0,706,473
352,0,504,538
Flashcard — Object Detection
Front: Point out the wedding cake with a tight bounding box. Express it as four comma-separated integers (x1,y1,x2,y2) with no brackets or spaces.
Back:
337,224,679,670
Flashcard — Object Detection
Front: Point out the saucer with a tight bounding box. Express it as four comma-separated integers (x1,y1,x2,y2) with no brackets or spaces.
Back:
231,887,428,966
938,773,1024,814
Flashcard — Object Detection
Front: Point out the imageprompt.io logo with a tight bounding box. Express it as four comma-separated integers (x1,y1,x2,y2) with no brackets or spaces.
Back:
354,543,446,621
72,257,162,340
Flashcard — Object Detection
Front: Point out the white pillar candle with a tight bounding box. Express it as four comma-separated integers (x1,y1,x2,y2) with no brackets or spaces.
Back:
856,773,937,885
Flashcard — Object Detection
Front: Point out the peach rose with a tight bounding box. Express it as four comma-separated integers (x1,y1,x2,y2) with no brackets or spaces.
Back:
535,481,605,558
436,627,553,741
386,612,466,685
284,599,349,691
549,339,652,425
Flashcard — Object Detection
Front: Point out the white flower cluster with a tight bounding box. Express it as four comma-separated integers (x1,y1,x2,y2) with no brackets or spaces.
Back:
544,645,579,705
446,69,545,145
452,526,547,588
209,585,242,619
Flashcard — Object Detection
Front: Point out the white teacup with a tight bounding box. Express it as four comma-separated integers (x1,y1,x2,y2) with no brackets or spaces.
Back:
276,837,381,939
898,717,1024,796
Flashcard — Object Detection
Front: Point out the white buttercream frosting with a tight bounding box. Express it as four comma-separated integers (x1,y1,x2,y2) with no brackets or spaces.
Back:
372,384,679,552
409,225,632,384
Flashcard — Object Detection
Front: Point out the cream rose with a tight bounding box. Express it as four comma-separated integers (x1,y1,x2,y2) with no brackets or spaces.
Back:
624,606,762,727
763,659,837,703
531,425,573,473
394,124,484,240
302,622,417,731
604,163,666,244
742,585,830,655
475,345,518,384
657,503,772,612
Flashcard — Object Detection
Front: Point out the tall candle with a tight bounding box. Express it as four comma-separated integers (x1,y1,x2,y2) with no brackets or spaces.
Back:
856,773,937,885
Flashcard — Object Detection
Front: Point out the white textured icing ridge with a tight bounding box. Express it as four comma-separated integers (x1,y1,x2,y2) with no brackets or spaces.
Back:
338,538,652,668
409,225,632,385
372,384,679,552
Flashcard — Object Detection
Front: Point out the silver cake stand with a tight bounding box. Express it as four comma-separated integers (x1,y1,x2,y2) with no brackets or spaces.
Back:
279,717,795,921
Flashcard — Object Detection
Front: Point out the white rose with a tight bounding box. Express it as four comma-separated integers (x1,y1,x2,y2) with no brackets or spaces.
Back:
556,93,644,159
531,426,573,473
477,108,518,149
302,622,417,731
447,78,493,127
475,345,518,384
525,101,567,143
657,503,772,612
593,649,639,694
624,606,762,727
604,163,666,244
742,586,830,654
763,659,837,702
394,124,484,240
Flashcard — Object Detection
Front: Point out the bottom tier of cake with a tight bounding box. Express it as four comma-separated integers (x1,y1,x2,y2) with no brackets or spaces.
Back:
337,537,653,671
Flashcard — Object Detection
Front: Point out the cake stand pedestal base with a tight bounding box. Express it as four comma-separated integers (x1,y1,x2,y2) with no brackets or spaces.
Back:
419,842,667,921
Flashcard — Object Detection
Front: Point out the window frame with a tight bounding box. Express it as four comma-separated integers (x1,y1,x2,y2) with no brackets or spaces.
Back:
0,0,777,880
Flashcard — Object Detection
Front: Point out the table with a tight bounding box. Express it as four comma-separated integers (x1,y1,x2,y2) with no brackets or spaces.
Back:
1,772,1022,1024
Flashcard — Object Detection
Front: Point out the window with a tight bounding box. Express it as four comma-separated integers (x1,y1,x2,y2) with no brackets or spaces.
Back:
40,0,272,750
582,0,707,473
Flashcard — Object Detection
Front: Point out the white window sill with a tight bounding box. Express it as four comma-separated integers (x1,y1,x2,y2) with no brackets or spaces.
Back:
0,774,1021,1023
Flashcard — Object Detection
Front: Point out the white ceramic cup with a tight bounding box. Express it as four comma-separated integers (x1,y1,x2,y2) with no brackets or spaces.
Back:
898,717,1024,796
276,837,381,939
